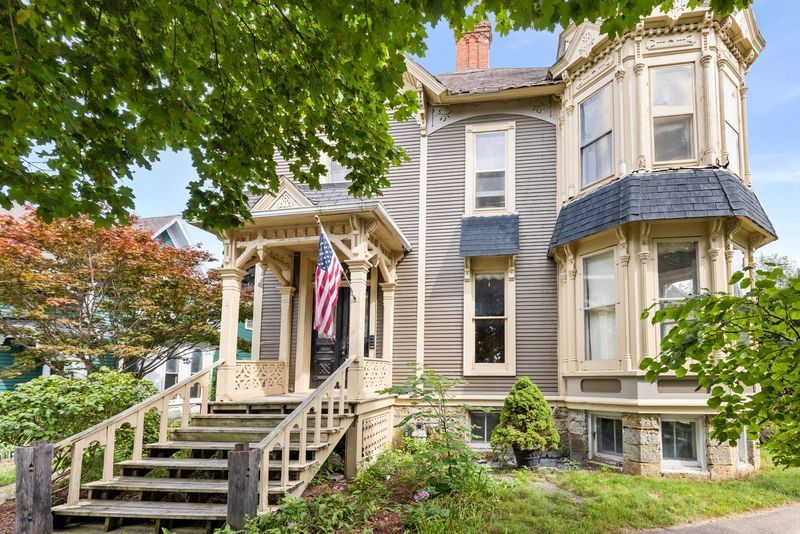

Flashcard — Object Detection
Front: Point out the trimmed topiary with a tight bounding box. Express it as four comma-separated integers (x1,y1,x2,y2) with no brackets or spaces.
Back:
490,376,559,467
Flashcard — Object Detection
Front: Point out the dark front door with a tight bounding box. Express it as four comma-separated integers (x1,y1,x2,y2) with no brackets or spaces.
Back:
311,287,350,387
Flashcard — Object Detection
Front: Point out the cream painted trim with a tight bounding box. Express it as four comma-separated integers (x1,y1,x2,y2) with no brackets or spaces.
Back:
251,176,314,211
250,263,264,360
415,134,427,374
293,254,313,393
464,121,516,216
369,266,378,358
463,256,517,377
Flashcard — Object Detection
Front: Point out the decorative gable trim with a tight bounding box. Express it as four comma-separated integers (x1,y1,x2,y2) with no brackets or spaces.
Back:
251,177,314,212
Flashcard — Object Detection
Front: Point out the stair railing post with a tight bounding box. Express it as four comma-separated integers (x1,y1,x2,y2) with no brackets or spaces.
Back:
102,425,116,481
158,397,169,442
15,441,53,534
313,398,322,446
298,408,307,466
180,383,191,428
132,410,145,461
228,443,257,530
66,442,84,505
281,431,291,488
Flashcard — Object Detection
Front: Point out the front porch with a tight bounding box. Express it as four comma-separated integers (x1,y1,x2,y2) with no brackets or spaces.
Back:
213,185,411,458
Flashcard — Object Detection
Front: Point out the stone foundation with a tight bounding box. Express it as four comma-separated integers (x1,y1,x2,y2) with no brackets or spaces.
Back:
622,414,661,476
566,409,589,464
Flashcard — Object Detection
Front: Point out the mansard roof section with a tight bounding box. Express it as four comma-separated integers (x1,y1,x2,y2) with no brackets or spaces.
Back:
403,56,562,105
549,168,776,250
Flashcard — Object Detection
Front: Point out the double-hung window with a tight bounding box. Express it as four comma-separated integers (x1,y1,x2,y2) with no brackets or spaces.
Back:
583,250,617,361
652,65,696,163
464,257,516,376
466,122,516,214
723,75,742,176
164,358,179,389
657,241,699,339
580,85,613,187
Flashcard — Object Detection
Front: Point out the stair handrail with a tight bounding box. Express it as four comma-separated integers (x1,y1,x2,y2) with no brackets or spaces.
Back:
252,357,354,512
53,359,220,505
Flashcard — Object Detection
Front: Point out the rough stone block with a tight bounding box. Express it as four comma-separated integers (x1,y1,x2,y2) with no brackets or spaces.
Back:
623,460,660,477
707,441,736,466
622,414,660,430
709,464,736,480
623,442,662,464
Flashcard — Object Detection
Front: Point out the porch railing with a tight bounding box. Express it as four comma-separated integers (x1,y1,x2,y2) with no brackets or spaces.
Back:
362,357,391,394
231,360,288,400
252,358,353,512
52,361,219,505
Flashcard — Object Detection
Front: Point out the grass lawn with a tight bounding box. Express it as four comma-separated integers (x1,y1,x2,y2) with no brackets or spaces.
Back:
0,461,14,486
483,460,800,534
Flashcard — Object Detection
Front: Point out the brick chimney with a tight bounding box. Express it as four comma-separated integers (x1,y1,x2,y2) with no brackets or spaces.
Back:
455,21,492,69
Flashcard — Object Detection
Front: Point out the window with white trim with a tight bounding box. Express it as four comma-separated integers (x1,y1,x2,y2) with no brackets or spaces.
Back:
465,122,516,215
164,358,179,389
657,241,699,339
463,257,516,376
652,65,696,163
321,155,351,183
470,411,500,446
737,428,751,465
661,417,704,470
592,415,623,457
730,245,747,297
189,349,203,398
723,75,742,176
583,250,617,360
580,85,613,187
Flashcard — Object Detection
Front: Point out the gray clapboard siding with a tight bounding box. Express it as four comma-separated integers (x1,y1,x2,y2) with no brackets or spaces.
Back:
259,270,281,360
425,114,558,395
379,119,420,386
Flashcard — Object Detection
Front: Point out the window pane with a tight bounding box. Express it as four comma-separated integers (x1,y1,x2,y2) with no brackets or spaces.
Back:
470,412,487,443
584,251,616,308
652,65,693,110
725,123,740,176
586,307,617,360
166,358,179,373
475,274,504,317
731,247,747,297
476,171,505,209
723,76,740,127
597,418,623,455
582,132,613,186
164,373,178,389
475,131,506,172
191,350,203,374
662,421,697,461
581,85,613,146
329,160,351,182
486,412,500,438
658,242,698,299
475,319,505,363
654,115,695,161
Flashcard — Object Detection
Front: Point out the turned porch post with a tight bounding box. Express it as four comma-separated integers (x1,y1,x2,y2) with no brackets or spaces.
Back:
346,259,370,399
380,282,396,362
216,267,246,401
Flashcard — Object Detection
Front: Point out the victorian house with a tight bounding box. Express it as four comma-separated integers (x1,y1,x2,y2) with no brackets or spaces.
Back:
50,4,775,528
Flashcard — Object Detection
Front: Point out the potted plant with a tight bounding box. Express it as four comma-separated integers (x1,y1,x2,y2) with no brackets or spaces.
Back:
490,376,559,468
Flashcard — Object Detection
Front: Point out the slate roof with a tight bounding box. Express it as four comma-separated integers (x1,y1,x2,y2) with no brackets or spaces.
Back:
248,181,360,210
138,215,180,235
435,67,554,95
549,168,776,250
460,214,520,257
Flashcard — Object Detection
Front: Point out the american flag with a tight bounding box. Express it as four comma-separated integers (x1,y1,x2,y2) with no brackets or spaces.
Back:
314,228,344,338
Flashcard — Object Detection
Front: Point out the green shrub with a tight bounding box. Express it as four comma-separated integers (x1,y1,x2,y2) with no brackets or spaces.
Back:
381,366,489,495
0,368,159,476
491,376,559,453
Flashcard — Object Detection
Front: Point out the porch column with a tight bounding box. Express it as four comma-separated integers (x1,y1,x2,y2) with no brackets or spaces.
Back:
216,267,246,402
380,282,396,362
250,263,264,360
346,260,370,399
278,285,295,394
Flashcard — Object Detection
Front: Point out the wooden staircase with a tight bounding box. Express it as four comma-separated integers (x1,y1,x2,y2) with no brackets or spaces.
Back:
47,360,356,533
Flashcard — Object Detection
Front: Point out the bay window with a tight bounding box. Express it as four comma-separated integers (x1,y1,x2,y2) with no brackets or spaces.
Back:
580,85,614,187
657,241,699,339
463,257,516,376
652,65,696,163
583,250,617,360
465,122,516,215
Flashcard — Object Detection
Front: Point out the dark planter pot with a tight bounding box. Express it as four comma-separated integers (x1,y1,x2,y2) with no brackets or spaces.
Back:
512,445,542,469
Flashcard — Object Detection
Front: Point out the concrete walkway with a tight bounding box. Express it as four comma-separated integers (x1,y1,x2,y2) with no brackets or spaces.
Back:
647,505,800,533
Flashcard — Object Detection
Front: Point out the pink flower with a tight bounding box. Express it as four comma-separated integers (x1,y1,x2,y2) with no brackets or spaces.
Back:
413,491,430,501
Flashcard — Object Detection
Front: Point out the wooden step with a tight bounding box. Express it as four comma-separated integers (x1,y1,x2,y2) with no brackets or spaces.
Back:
83,476,301,495
116,457,316,472
52,500,229,521
190,413,344,428
170,426,343,443
144,440,329,453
